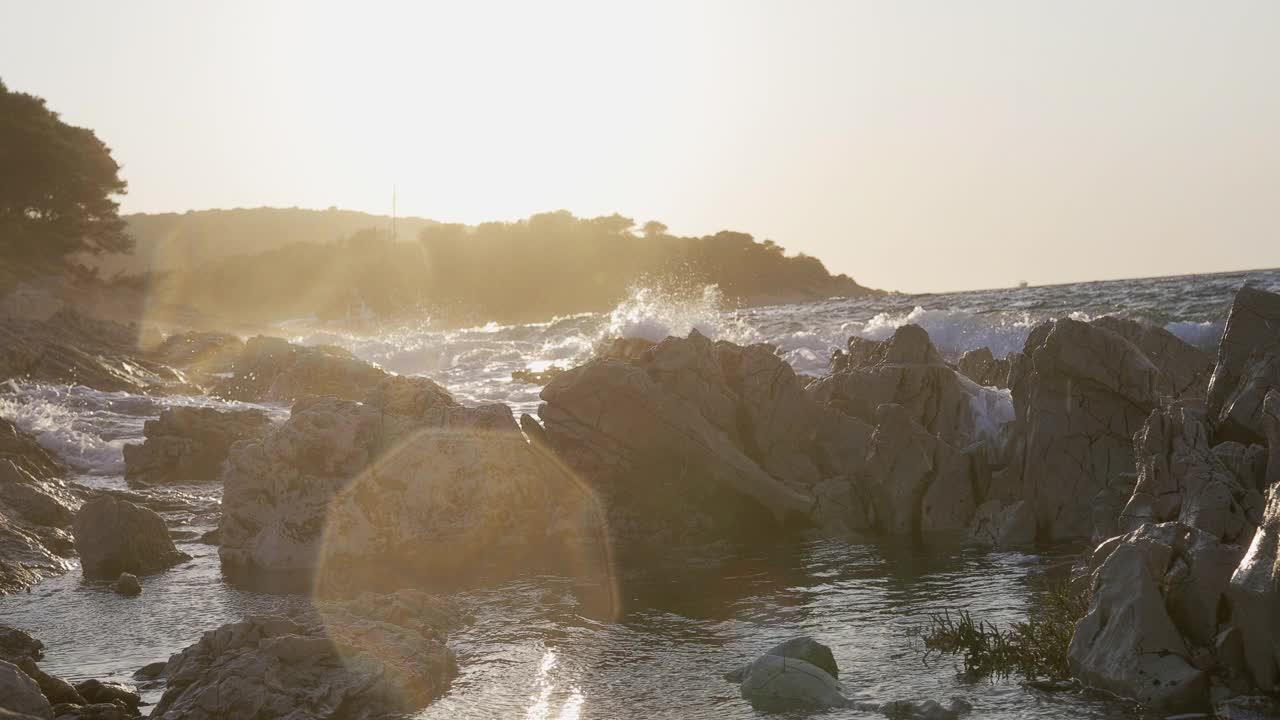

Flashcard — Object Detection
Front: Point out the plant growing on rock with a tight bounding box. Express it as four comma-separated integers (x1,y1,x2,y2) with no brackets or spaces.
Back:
919,583,1086,682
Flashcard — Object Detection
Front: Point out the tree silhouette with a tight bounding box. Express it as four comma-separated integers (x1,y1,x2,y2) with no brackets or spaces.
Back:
0,79,130,262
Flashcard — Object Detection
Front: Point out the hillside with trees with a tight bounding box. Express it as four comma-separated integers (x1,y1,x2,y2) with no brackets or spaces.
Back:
131,209,879,329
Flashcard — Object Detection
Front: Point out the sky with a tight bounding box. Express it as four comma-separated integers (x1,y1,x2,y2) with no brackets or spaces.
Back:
2,1,1278,293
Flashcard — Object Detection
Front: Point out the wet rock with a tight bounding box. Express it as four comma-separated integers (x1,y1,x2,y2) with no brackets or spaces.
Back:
737,653,849,709
131,662,165,682
71,497,190,579
114,573,140,596
1119,404,1262,545
0,310,189,395
146,331,244,380
876,697,973,720
725,636,840,684
1207,285,1280,443
1007,317,1159,541
196,528,219,545
1068,522,1210,710
211,336,389,403
956,347,1011,389
71,680,139,712
50,702,137,719
122,406,272,486
0,419,66,482
1214,695,1280,720
220,376,599,589
0,659,52,719
150,591,461,720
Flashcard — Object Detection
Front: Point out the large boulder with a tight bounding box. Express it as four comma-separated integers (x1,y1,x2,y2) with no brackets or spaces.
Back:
1005,318,1160,541
0,660,51,720
808,325,1009,449
71,497,190,579
1068,522,1213,710
150,591,460,720
211,336,389,403
146,331,244,380
1119,404,1263,546
1207,286,1280,443
122,406,272,486
219,376,601,590
539,331,870,549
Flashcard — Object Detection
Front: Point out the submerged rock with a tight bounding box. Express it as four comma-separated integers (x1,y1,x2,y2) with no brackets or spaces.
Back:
122,406,272,486
151,591,461,720
71,497,190,579
729,637,848,709
113,573,140,597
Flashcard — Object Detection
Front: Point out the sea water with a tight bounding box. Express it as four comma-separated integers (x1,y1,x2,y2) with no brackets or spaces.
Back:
2,267,1278,719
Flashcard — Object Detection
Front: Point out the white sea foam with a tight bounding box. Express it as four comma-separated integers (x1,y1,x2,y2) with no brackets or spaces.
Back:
852,306,1039,359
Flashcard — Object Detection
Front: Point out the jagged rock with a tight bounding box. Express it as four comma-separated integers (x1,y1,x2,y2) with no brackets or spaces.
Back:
211,336,389,403
0,423,78,594
1228,477,1280,693
1213,441,1270,494
968,499,1036,547
50,702,136,719
1068,522,1210,710
1207,286,1280,443
1092,316,1214,400
857,404,975,535
71,497,190,579
146,331,244,379
0,309,189,395
122,406,272,486
220,376,598,589
539,333,822,548
1119,405,1263,545
956,347,1011,389
132,662,165,681
809,325,1004,449
114,573,140,596
593,336,656,363
150,591,461,720
1007,317,1159,541
0,659,52,720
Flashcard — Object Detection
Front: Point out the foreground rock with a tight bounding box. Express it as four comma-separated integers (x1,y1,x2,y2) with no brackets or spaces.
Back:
955,347,1011,389
211,336,389,403
1228,456,1280,694
1068,523,1214,710
122,406,272,486
0,659,52,719
219,376,600,590
71,497,190,579
725,637,970,718
540,331,861,548
1208,285,1280,443
151,591,461,720
0,420,78,594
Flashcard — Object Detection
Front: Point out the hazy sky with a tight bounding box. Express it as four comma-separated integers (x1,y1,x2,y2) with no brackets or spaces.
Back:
3,1,1278,292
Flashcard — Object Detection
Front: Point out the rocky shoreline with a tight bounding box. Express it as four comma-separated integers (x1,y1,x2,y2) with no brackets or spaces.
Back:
0,285,1278,717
